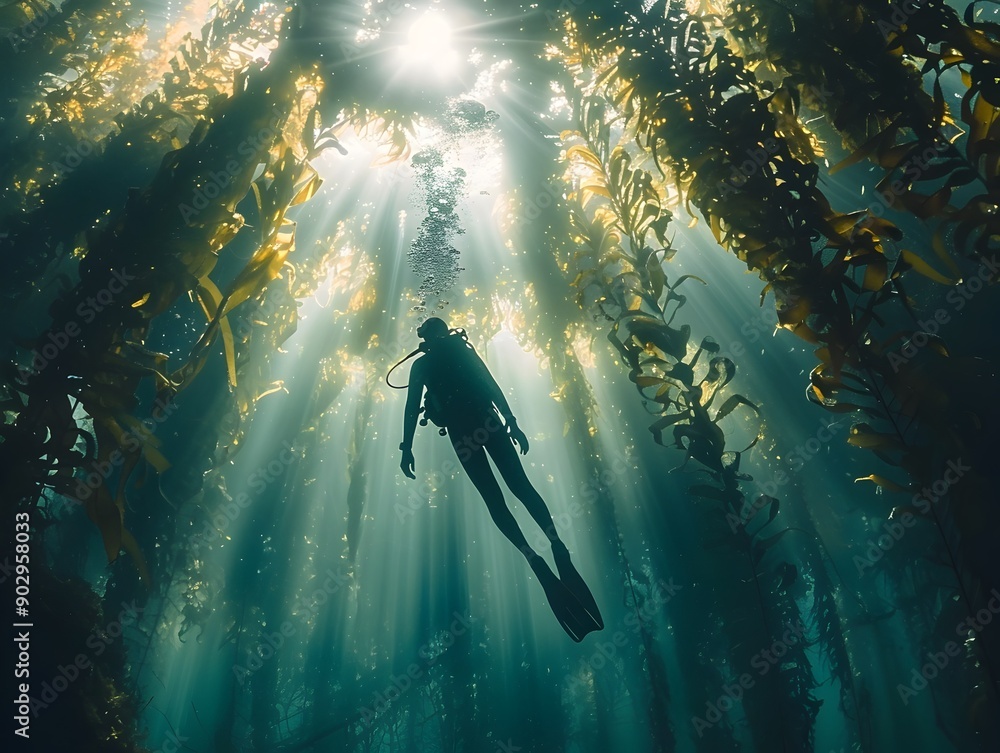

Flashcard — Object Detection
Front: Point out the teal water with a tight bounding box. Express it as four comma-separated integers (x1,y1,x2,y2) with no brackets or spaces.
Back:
3,1,1000,752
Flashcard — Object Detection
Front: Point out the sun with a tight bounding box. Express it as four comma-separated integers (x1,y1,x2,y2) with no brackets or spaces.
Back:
399,10,459,77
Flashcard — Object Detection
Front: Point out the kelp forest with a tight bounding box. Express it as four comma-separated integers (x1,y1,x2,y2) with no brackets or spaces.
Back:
2,0,1000,751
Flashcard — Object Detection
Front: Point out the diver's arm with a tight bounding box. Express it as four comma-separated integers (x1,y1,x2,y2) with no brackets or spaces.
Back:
473,351,530,453
473,353,515,423
400,361,423,478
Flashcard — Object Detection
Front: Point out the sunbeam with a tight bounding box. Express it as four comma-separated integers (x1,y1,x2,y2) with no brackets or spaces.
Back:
6,1,1000,752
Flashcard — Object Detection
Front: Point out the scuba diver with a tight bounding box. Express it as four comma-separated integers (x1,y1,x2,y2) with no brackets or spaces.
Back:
389,317,603,642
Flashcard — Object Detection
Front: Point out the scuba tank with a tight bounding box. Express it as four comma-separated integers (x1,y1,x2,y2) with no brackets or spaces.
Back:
386,327,474,435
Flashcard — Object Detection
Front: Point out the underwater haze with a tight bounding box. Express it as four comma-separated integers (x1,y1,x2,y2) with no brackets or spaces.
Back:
3,1,1000,752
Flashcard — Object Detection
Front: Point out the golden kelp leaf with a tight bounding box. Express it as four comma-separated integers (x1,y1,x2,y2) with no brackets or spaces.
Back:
290,168,322,206
958,25,1000,59
855,474,909,493
121,527,151,587
901,186,953,219
931,228,963,276
875,141,919,171
635,375,663,388
194,280,218,320
567,144,605,172
861,215,903,240
220,314,237,387
777,293,811,327
222,223,296,316
968,93,998,147
714,394,759,422
649,412,690,445
863,256,888,290
119,416,171,472
255,381,286,403
900,249,955,285
926,336,949,357
768,86,823,162
608,145,631,187
847,423,903,450
830,126,893,175
582,181,612,206
825,211,869,239
197,277,237,387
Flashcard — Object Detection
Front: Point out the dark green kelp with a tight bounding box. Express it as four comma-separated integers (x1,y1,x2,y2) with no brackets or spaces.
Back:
2,1,999,752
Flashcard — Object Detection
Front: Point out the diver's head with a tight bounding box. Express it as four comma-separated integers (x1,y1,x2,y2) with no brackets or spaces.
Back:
417,317,449,341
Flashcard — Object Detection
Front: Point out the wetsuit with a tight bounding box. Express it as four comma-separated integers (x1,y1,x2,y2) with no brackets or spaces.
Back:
411,336,547,551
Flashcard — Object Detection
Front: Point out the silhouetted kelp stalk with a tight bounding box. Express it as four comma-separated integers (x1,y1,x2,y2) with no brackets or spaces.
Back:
525,300,679,751
3,4,421,620
556,0,1000,674
0,0,288,315
545,38,827,753
0,0,149,216
0,6,330,576
719,0,1000,577
720,0,1000,696
484,79,684,743
129,125,460,753
542,0,1000,743
722,0,1000,263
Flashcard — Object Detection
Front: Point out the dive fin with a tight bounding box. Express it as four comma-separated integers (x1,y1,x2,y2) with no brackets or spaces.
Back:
530,557,603,642
552,542,605,631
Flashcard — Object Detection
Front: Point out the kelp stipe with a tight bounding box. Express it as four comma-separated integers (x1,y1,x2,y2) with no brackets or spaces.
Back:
3,0,1000,750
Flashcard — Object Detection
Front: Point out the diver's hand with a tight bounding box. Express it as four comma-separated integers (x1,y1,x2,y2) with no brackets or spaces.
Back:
508,422,529,454
400,447,416,479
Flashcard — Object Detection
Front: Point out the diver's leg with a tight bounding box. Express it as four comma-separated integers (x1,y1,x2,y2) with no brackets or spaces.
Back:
451,427,537,560
483,424,605,630
484,428,561,547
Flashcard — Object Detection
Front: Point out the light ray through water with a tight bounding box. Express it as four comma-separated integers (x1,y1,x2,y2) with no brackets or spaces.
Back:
111,7,990,752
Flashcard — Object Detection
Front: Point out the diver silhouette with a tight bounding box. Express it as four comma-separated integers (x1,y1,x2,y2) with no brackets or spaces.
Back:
391,317,603,641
